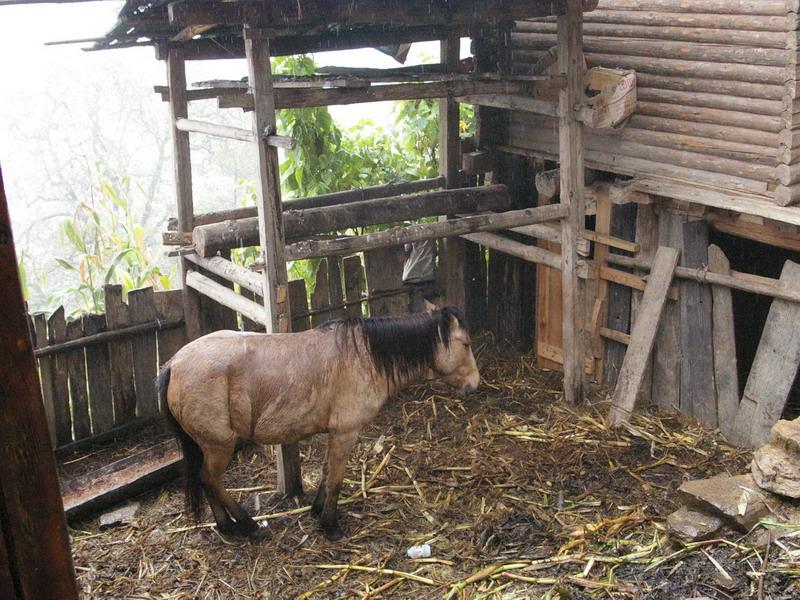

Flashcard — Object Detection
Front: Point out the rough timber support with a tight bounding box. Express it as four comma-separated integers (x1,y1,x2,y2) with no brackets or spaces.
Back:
167,48,202,342
244,27,302,498
558,0,586,405
438,32,467,309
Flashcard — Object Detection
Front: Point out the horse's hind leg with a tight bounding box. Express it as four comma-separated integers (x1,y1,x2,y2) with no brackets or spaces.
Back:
319,431,359,541
200,441,260,537
311,446,329,516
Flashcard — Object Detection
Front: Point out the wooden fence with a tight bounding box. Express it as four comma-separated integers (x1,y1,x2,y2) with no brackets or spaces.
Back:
30,285,186,454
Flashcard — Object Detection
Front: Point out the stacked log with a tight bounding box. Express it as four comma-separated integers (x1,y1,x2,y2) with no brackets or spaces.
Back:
507,0,800,204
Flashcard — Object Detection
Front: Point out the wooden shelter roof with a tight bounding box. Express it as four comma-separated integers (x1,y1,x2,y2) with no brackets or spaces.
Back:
87,0,596,59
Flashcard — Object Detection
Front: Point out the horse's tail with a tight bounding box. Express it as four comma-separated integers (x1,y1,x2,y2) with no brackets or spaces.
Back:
159,364,204,522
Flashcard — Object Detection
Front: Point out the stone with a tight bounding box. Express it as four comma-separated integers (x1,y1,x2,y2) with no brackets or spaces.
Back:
769,418,800,457
752,444,800,498
679,474,773,531
99,502,139,528
666,507,723,542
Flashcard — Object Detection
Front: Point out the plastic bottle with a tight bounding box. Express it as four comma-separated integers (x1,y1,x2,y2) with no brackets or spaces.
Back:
406,544,431,559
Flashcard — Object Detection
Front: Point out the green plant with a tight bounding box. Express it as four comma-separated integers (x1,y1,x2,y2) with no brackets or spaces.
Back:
55,169,172,314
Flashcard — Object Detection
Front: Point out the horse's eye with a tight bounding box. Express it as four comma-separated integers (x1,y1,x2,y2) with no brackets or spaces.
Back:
463,342,471,348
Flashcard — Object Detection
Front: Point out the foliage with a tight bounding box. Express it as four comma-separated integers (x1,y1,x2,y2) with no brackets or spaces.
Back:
53,168,173,315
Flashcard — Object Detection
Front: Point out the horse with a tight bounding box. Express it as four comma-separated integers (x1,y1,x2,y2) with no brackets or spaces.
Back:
159,305,479,541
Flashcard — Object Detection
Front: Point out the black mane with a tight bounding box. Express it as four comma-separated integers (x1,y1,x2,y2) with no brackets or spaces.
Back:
323,306,466,383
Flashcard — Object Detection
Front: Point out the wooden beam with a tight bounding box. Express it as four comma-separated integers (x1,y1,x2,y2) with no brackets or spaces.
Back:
184,254,264,296
438,32,467,309
459,93,559,117
462,232,562,270
218,79,526,110
176,118,254,142
155,23,470,61
0,165,79,599
606,252,800,305
167,48,202,342
188,176,446,227
608,246,680,425
168,0,569,30
282,204,568,261
186,270,267,326
558,0,586,405
192,185,512,256
244,27,302,498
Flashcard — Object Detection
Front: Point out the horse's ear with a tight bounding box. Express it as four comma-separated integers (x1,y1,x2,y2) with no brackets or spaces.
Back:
423,299,438,312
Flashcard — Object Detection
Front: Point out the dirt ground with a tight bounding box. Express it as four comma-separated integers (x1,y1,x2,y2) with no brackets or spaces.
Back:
68,341,800,599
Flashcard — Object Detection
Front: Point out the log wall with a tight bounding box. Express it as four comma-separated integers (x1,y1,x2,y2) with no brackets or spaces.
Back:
507,0,800,204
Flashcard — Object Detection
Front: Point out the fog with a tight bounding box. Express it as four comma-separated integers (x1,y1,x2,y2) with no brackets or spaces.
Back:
0,2,446,311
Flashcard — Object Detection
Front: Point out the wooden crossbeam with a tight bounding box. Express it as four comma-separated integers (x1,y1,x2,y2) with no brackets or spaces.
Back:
185,270,267,326
282,204,568,261
461,232,562,270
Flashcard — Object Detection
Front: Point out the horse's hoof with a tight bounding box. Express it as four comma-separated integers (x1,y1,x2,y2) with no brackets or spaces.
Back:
323,526,344,542
247,524,271,541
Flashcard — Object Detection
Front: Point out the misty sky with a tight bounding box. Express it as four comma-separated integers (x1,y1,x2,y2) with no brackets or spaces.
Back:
0,2,458,309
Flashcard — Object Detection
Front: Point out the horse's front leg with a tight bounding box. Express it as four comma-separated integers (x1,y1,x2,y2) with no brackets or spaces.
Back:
319,430,359,541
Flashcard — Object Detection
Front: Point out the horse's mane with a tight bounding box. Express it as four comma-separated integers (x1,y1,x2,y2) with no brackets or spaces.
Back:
322,306,466,383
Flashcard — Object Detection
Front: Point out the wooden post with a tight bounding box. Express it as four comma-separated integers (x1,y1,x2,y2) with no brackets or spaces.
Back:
244,27,302,498
558,0,586,404
167,48,202,342
438,32,467,309
0,165,79,599
708,244,739,439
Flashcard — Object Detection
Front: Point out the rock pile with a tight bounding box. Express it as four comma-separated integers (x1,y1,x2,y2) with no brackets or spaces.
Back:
666,417,800,543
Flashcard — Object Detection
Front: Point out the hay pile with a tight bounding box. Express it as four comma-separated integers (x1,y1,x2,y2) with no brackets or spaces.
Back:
70,341,800,598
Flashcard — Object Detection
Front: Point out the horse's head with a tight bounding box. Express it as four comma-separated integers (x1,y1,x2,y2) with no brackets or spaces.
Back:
433,306,480,398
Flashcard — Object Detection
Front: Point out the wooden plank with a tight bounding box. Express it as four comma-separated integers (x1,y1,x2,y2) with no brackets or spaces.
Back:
61,440,182,519
343,255,365,319
651,211,682,413
47,307,72,446
631,203,658,406
558,0,586,404
104,285,136,426
153,290,187,366
364,246,409,317
591,189,612,381
0,164,79,599
245,29,301,497
288,279,310,332
708,245,739,441
83,313,114,434
608,246,680,425
327,257,346,321
732,261,800,447
65,318,91,440
32,313,57,446
679,219,716,426
603,204,637,386
310,260,332,329
167,48,202,342
128,287,159,418
0,517,15,600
